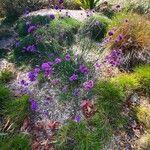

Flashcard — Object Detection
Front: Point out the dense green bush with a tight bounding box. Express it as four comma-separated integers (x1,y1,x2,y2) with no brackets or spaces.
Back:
0,0,43,22
79,15,111,41
0,70,14,84
47,17,80,46
4,95,30,128
95,80,126,126
0,85,11,111
0,133,32,150
56,112,112,150
134,65,150,95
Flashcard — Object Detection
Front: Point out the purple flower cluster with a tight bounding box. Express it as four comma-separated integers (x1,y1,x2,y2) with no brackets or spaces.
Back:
65,53,71,61
23,45,36,52
55,58,62,64
28,25,36,33
41,62,53,76
69,74,78,81
79,64,89,75
30,99,38,111
49,13,55,19
74,115,81,123
83,80,94,90
115,34,124,43
28,68,40,81
105,49,123,66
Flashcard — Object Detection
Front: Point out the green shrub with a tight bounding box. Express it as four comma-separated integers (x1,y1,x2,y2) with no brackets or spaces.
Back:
0,133,32,150
134,65,150,95
0,70,14,84
56,112,112,150
4,95,30,128
48,17,80,46
64,0,80,9
0,0,44,22
80,15,111,41
111,73,140,91
0,85,11,111
95,81,126,126
16,15,51,37
135,104,150,129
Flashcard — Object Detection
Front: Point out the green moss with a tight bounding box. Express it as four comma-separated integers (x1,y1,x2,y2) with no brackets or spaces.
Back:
0,133,32,150
80,15,111,41
4,95,30,128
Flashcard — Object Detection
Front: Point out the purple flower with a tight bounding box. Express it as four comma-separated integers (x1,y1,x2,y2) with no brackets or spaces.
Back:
49,13,55,19
30,99,38,111
95,62,101,69
20,80,28,86
65,53,71,61
69,74,78,81
28,68,39,81
105,49,122,66
95,21,100,25
15,41,20,47
115,34,124,43
108,30,114,36
83,80,94,90
58,0,64,4
54,5,59,10
73,88,80,96
41,62,51,71
74,115,81,123
28,25,36,33
23,45,36,52
79,64,89,75
55,58,62,64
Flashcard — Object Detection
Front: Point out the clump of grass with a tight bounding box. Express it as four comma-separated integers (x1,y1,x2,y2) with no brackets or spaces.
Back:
0,133,32,150
111,73,140,91
106,12,150,69
48,17,80,46
0,70,14,84
4,95,30,128
79,15,111,41
135,104,150,129
0,85,12,111
134,65,150,95
95,80,126,127
56,112,112,149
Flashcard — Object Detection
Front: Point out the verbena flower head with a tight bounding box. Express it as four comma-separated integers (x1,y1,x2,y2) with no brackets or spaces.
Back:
30,99,38,111
115,34,124,43
72,88,80,96
23,45,36,52
105,49,122,66
108,30,114,36
79,64,89,75
49,13,55,19
41,62,51,71
28,25,36,33
55,58,62,64
28,68,40,81
69,74,78,81
74,115,81,123
20,80,28,86
83,80,94,90
58,0,64,4
65,53,71,61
